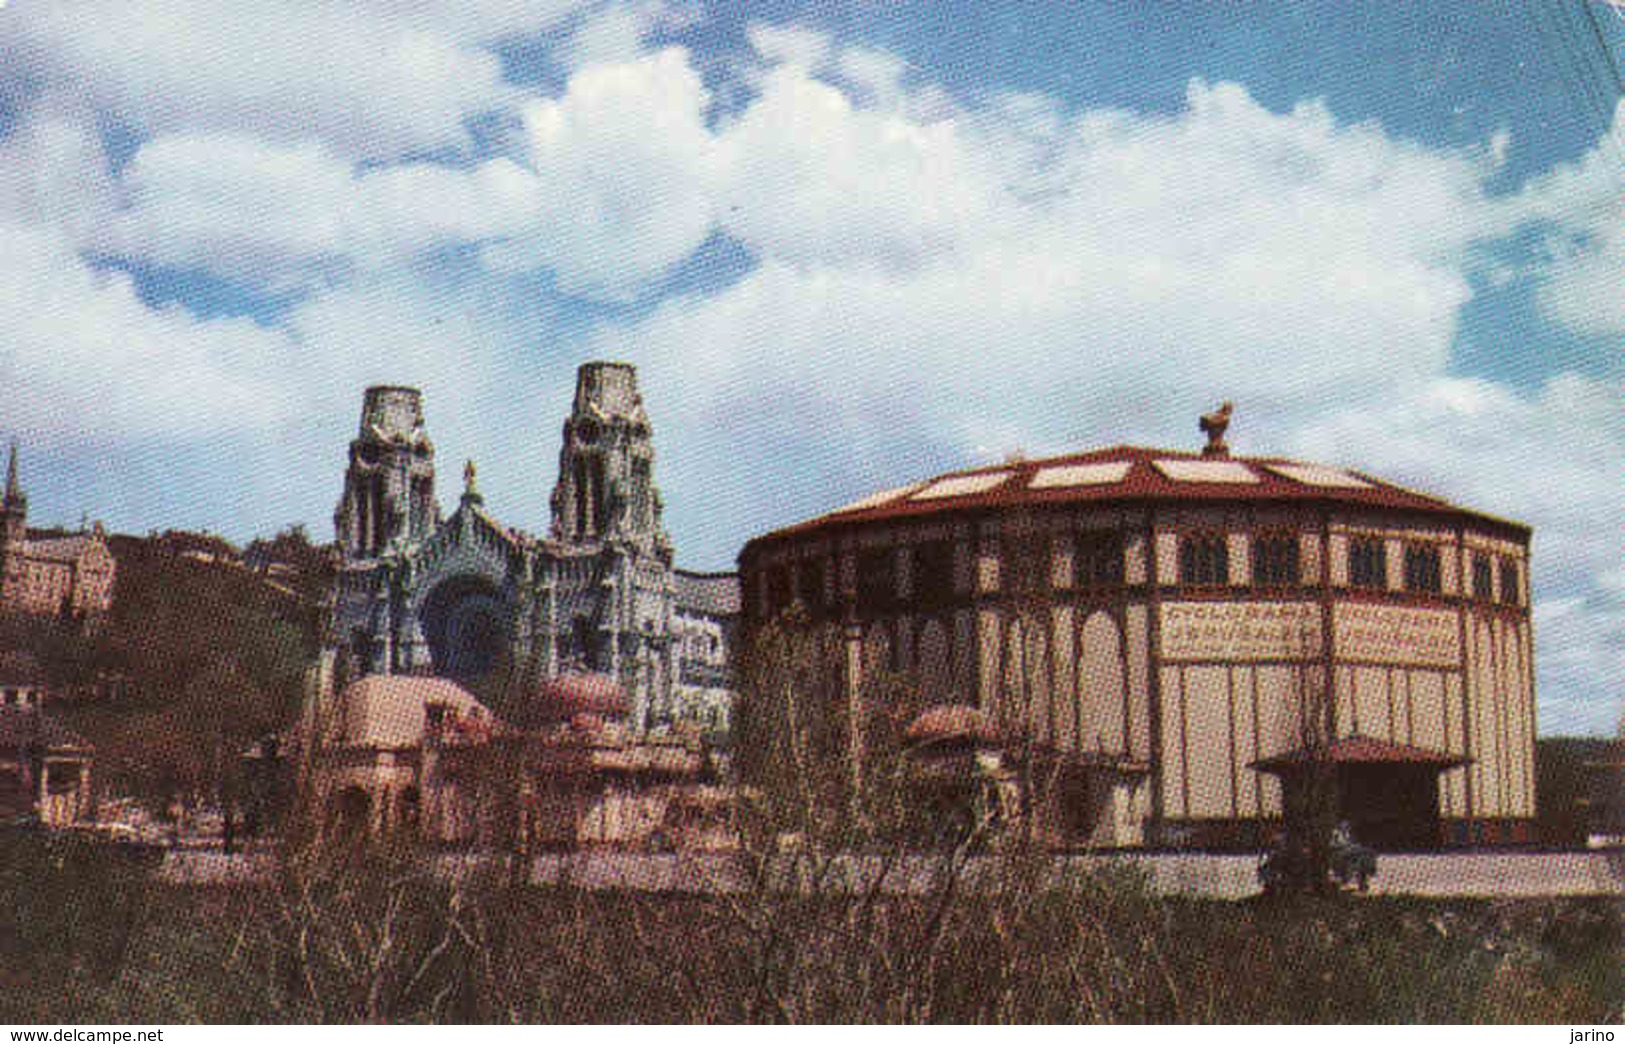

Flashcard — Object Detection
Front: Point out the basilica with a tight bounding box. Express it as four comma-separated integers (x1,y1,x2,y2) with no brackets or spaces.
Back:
328,362,736,735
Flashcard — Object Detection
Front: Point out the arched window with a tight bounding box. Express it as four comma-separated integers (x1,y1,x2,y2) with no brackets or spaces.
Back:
1075,531,1125,588
1251,533,1300,587
1403,544,1441,594
912,541,954,607
1179,533,1229,586
765,565,792,615
795,558,827,613
1472,553,1493,601
1003,536,1049,595
1349,537,1387,590
857,548,897,608
1499,558,1521,605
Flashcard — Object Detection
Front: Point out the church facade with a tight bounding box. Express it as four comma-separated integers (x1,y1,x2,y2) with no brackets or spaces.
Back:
328,362,735,733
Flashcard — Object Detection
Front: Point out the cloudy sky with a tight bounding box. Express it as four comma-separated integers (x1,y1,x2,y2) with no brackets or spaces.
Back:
2,0,1622,733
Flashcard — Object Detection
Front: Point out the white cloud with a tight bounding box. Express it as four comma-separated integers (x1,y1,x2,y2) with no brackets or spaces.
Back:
624,75,1502,452
0,222,293,439
283,280,525,420
713,65,1003,270
56,45,717,301
1501,99,1625,335
482,47,721,298
1288,373,1625,735
1,0,587,159
834,46,909,109
560,0,686,72
106,134,539,288
359,0,591,41
0,110,295,440
745,22,833,71
0,107,119,242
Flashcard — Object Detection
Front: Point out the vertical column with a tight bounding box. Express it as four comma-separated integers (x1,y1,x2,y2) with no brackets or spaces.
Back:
844,621,864,812
1144,511,1165,839
77,761,91,823
545,580,558,677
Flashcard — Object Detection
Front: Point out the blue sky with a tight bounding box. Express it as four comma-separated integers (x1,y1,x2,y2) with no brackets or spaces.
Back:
0,0,1622,734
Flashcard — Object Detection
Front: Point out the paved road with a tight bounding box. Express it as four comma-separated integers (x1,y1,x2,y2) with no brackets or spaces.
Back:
1076,851,1625,900
161,847,1625,899
1363,852,1625,899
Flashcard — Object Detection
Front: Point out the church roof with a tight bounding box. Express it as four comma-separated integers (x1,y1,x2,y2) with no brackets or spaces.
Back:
674,570,741,617
23,534,103,563
457,498,526,550
747,444,1529,550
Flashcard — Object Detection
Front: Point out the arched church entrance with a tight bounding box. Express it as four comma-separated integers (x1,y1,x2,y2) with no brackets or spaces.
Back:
421,575,513,681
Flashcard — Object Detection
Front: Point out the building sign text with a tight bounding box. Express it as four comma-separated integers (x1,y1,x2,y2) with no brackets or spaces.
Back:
1334,604,1459,668
1160,602,1322,662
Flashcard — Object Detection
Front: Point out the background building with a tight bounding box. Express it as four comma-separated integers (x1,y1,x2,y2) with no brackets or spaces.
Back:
297,652,718,850
329,363,737,734
671,570,740,735
739,412,1535,849
0,444,116,620
0,649,93,826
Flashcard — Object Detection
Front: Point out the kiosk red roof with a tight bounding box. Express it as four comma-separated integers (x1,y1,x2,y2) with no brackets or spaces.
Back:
1250,735,1471,773
904,705,1001,745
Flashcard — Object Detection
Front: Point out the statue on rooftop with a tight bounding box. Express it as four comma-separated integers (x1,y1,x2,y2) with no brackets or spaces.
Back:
1199,401,1234,458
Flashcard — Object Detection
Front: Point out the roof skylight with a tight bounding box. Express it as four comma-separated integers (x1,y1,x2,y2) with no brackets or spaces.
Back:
828,483,921,514
1263,463,1373,489
911,472,1011,500
1152,459,1260,484
1029,462,1132,489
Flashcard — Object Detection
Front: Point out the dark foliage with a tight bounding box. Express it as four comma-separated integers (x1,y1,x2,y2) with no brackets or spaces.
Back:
1537,737,1618,848
0,842,1617,1024
0,822,156,989
10,529,327,809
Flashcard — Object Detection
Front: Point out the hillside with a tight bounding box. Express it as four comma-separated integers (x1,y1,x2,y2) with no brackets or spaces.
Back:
10,527,330,807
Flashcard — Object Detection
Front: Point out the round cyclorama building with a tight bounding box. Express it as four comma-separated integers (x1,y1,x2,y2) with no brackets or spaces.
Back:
738,422,1535,850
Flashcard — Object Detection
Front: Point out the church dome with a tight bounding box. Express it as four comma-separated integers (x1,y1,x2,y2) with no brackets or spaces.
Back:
533,672,631,721
332,674,489,749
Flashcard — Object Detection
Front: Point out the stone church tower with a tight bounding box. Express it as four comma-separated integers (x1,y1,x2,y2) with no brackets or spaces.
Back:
1,444,28,594
333,386,439,560
550,362,672,562
539,363,677,723
2,443,26,554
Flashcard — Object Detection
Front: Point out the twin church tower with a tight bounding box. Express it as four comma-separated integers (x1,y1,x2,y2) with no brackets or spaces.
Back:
330,362,735,733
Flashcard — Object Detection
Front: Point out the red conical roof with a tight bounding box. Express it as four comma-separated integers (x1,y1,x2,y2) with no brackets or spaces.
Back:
533,672,631,721
904,704,1001,746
